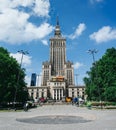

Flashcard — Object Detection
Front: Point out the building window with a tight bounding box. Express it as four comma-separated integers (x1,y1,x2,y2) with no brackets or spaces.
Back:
31,92,33,97
36,92,39,97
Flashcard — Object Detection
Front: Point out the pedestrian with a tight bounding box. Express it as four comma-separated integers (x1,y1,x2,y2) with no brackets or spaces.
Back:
24,102,29,111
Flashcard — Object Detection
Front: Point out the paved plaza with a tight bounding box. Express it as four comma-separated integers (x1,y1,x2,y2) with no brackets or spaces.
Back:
0,104,116,130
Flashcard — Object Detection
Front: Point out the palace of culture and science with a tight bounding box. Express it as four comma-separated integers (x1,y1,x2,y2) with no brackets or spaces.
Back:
28,18,85,101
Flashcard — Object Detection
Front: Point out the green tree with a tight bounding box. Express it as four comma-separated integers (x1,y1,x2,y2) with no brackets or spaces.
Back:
0,47,28,104
84,47,116,102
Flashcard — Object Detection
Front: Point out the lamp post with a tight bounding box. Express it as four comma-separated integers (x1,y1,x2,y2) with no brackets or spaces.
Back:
87,49,98,101
87,49,98,99
87,49,98,64
87,49,101,108
14,50,29,109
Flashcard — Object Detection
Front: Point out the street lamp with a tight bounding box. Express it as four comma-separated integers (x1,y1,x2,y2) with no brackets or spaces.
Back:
87,49,98,64
14,50,29,109
87,49,101,107
17,50,29,68
87,49,98,101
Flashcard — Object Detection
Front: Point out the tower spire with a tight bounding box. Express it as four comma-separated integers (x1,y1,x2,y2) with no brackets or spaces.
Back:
56,16,59,26
54,16,61,37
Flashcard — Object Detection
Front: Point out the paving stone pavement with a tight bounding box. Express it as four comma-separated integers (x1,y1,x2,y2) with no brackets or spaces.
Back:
0,104,116,130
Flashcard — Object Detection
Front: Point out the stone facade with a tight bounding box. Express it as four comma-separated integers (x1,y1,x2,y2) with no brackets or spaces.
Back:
28,85,86,101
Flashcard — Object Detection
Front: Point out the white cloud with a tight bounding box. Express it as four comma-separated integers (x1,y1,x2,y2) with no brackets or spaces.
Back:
0,0,50,17
68,23,86,40
41,40,48,45
0,0,32,11
90,26,116,43
0,0,53,45
73,62,84,70
34,0,50,17
12,0,33,8
10,52,32,67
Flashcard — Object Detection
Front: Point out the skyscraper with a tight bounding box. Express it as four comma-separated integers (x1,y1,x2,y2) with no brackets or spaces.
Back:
41,18,74,99
28,18,85,101
42,18,74,86
30,73,37,86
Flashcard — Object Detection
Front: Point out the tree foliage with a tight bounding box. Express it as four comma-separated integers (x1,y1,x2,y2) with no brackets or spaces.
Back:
84,47,116,102
0,47,28,104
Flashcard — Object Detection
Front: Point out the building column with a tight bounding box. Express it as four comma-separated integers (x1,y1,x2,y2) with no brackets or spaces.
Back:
56,89,57,100
62,89,63,98
53,89,54,99
59,89,60,100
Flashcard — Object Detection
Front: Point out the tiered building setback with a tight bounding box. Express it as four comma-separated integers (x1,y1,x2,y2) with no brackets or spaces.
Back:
42,19,74,85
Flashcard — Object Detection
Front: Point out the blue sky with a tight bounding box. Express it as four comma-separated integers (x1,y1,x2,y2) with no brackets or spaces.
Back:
0,0,116,86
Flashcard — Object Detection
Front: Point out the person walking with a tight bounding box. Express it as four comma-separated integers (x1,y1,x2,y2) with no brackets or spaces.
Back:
24,102,29,111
